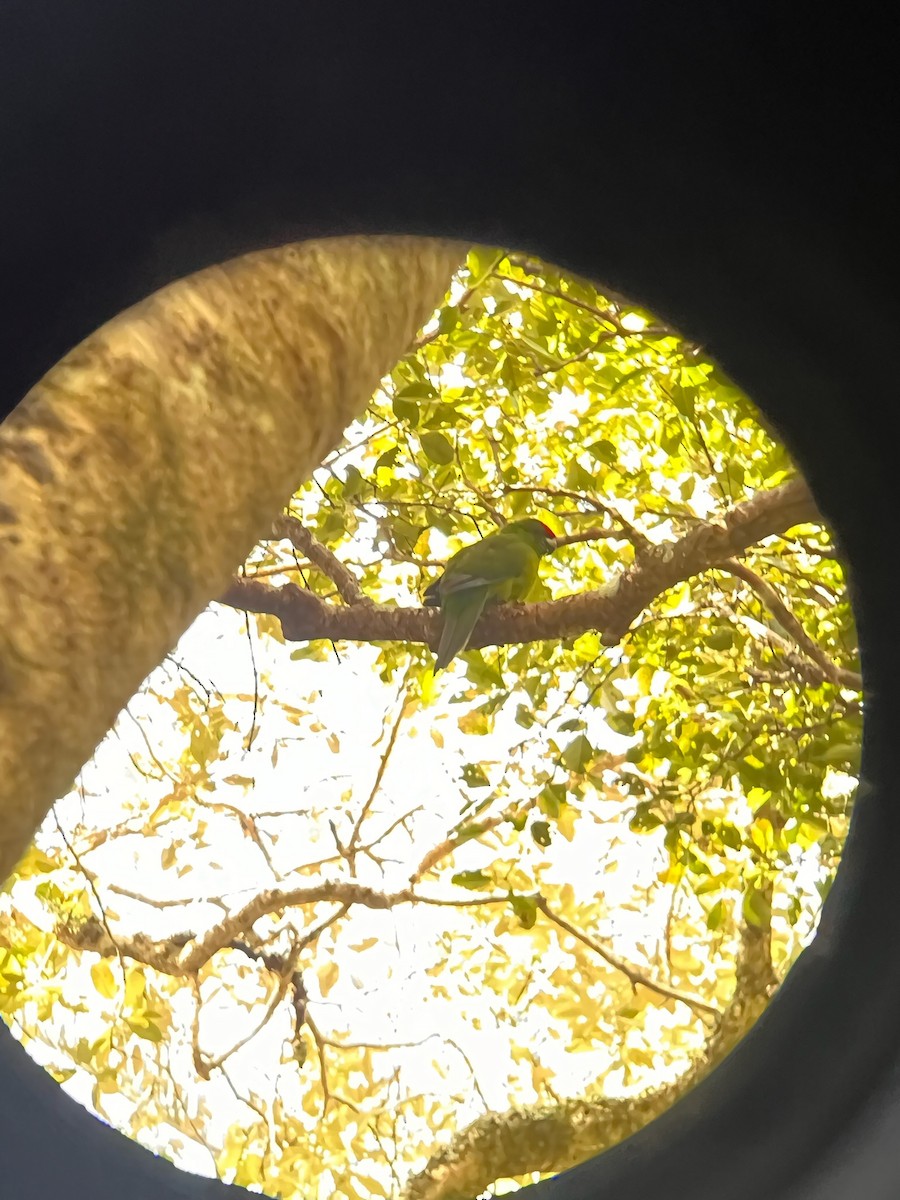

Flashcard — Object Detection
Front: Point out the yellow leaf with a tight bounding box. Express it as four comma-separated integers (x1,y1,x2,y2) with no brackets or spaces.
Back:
669,945,703,975
11,846,58,879
635,665,654,696
349,937,379,953
317,960,340,998
749,818,773,854
659,861,685,886
352,1175,389,1199
125,968,146,1008
90,960,118,1000
573,632,600,661
457,709,489,736
662,581,691,612
557,805,578,842
421,668,438,707
217,1127,247,1173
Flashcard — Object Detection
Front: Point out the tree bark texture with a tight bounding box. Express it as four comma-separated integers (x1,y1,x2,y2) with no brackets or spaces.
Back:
0,236,466,879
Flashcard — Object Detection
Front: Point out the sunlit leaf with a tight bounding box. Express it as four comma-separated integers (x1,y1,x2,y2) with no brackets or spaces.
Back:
90,961,117,1000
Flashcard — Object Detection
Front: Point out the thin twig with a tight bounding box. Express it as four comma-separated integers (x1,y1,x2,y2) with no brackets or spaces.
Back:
535,897,720,1019
722,559,862,690
346,694,409,870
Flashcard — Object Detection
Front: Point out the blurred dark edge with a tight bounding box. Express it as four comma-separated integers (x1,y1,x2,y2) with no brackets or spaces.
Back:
0,3,897,1198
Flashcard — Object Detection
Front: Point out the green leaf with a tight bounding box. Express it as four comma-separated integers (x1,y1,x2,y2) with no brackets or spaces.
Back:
341,464,366,499
718,822,742,851
421,432,455,465
538,782,566,817
451,870,492,891
317,506,351,543
565,460,595,492
466,247,500,283
437,306,461,335
630,801,663,833
679,364,713,388
659,423,682,454
585,438,618,465
561,734,594,773
509,894,538,929
515,704,535,729
815,741,859,768
605,711,635,736
460,763,491,789
374,445,400,471
395,382,437,400
531,821,552,848
455,823,488,845
392,395,420,425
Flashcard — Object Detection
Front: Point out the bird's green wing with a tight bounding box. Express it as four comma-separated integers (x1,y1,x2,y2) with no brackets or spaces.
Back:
430,538,540,668
434,537,536,597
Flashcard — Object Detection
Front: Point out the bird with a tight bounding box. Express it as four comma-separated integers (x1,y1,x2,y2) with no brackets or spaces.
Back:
423,518,557,670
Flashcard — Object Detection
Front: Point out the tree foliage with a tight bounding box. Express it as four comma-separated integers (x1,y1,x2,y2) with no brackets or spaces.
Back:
0,249,859,1200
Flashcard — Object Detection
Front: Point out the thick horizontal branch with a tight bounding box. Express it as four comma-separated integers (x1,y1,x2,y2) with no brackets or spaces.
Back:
58,881,420,974
219,478,825,655
56,883,700,1015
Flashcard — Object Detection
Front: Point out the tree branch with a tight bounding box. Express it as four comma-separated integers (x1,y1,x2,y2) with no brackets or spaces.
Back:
271,513,371,606
56,882,709,1022
536,898,720,1018
721,558,861,690
218,478,824,655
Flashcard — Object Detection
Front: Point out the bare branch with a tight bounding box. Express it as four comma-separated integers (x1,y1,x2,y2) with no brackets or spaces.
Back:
345,693,408,869
721,558,861,690
410,799,538,885
271,513,371,606
536,898,720,1018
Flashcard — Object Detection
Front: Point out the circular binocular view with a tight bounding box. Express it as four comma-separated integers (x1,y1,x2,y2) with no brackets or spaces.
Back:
0,244,860,1199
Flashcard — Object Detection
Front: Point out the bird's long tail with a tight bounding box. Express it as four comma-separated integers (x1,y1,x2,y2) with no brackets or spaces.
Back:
435,592,487,670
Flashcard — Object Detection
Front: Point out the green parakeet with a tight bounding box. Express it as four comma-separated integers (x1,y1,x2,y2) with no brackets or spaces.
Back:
423,518,557,670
